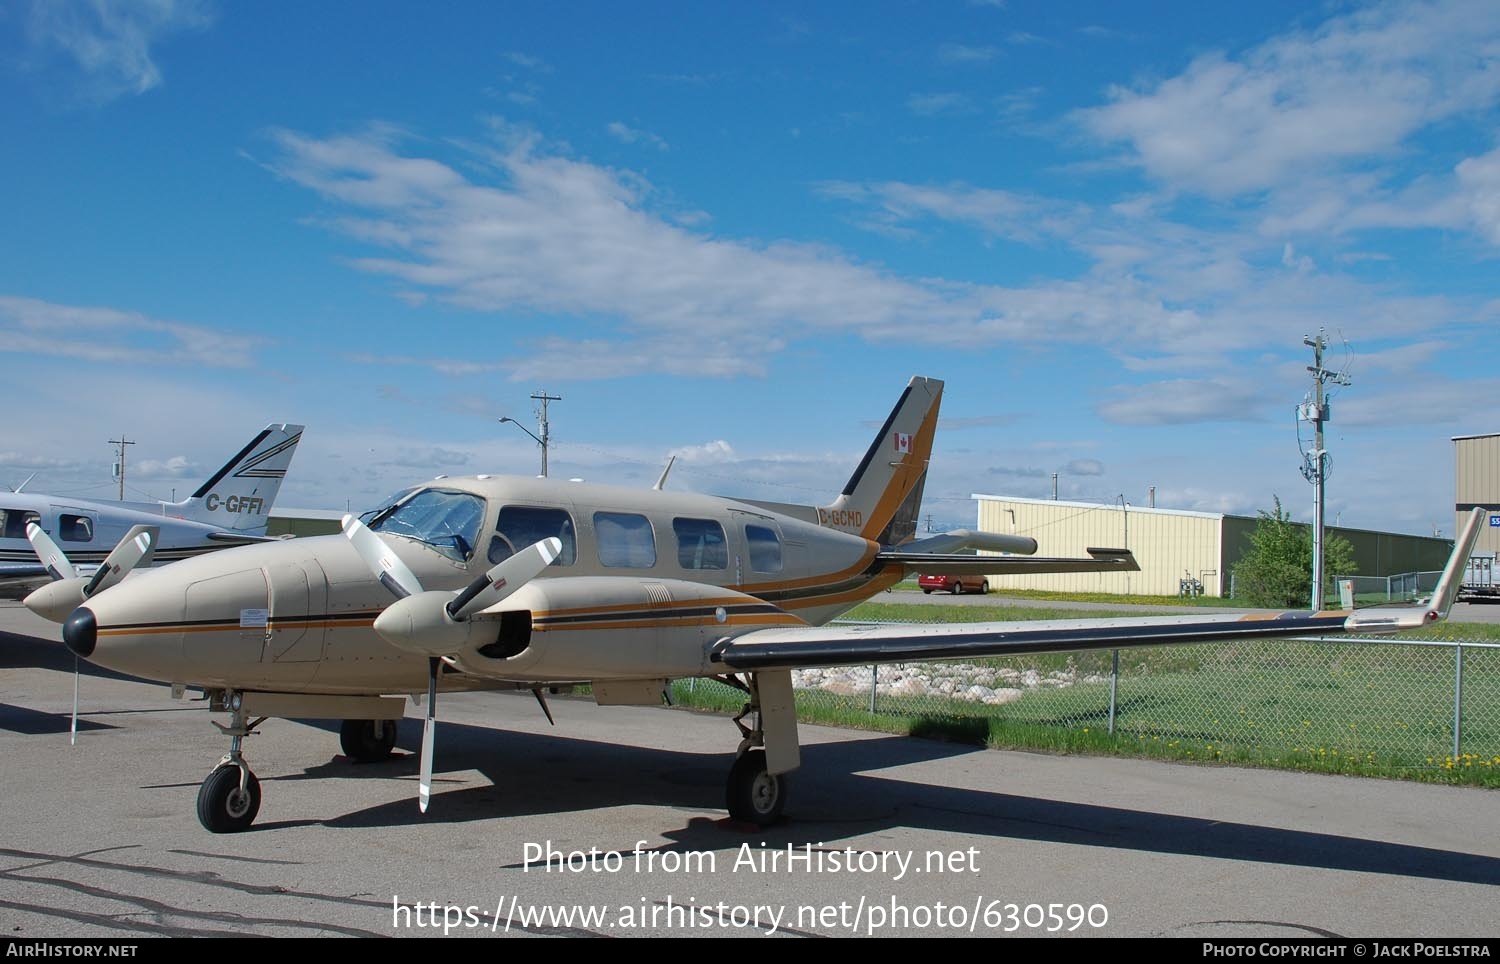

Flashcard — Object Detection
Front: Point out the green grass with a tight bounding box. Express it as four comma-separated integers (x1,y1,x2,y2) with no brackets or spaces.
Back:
847,600,1153,624
889,581,1223,607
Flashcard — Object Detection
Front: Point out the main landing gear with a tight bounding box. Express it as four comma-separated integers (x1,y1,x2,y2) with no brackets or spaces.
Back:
722,671,798,826
198,691,266,833
340,718,398,763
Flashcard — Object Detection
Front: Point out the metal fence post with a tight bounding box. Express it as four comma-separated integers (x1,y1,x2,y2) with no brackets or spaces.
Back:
1108,649,1119,735
1453,644,1464,761
869,664,878,715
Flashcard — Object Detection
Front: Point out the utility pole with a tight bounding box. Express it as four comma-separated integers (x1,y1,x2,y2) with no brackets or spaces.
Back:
531,390,561,478
1300,331,1351,610
108,435,135,501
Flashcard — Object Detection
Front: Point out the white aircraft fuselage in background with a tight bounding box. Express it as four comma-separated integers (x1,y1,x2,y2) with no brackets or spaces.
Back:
1,423,304,579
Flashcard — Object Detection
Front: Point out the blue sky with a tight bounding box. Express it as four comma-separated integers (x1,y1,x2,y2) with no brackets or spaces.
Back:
2,0,1497,538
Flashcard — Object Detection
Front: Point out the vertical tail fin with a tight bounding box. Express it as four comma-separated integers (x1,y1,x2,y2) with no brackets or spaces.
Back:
820,376,942,545
165,423,304,534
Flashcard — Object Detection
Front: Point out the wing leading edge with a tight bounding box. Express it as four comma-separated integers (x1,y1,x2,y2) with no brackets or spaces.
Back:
714,508,1486,673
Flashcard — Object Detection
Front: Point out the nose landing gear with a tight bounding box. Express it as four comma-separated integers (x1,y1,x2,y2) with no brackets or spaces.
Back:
198,690,266,833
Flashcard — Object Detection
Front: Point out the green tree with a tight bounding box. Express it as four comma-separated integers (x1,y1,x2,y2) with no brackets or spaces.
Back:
1232,496,1357,608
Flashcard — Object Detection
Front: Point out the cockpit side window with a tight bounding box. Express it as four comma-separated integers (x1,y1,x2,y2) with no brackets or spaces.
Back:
366,488,484,562
489,506,576,566
1,509,41,540
673,517,727,571
59,514,95,543
594,512,656,568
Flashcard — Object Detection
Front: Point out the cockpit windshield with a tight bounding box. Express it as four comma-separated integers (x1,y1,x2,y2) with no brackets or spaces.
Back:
366,488,485,563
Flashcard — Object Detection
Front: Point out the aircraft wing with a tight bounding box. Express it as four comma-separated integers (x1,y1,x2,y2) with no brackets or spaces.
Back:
714,608,1383,670
715,507,1485,672
877,547,1137,575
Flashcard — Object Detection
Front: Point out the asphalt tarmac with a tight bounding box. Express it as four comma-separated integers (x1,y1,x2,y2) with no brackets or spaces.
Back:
1,601,1496,939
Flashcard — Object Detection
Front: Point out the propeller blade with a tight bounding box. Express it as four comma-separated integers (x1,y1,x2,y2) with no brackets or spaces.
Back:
419,657,438,813
341,514,423,599
82,525,159,597
26,522,78,581
532,687,555,726
446,537,561,621
70,655,79,747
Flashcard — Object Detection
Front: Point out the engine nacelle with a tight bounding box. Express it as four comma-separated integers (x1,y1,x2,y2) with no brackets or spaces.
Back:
450,577,803,682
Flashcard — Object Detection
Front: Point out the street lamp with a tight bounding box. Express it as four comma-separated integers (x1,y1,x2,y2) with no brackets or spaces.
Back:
497,417,547,476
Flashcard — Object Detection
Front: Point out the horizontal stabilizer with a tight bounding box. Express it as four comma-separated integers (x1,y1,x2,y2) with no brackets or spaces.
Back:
896,529,1039,556
879,547,1136,576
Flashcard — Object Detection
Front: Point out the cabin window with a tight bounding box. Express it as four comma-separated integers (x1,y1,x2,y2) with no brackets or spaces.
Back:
745,524,783,573
594,512,656,568
58,514,95,543
0,509,40,540
489,505,576,566
673,517,727,570
366,488,484,562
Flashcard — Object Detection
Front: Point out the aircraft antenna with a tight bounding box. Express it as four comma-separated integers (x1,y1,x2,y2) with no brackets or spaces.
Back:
108,435,135,502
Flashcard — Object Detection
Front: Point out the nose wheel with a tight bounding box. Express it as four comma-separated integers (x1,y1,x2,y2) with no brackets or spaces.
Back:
199,690,266,833
197,764,261,833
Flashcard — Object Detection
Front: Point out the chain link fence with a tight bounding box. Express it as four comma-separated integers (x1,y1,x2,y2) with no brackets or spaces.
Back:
674,622,1500,777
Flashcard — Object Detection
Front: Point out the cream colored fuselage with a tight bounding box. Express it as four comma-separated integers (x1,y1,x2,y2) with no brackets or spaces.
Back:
77,475,895,694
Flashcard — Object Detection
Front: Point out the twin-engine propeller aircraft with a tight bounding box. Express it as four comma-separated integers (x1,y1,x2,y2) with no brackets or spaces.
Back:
2,423,305,593
39,379,1484,833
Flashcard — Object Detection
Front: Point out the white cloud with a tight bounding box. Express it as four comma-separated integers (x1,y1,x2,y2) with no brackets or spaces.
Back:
1456,144,1500,244
668,440,736,463
817,180,1085,242
1097,378,1270,425
265,123,1477,387
938,43,1000,65
1336,378,1500,427
606,121,670,152
134,455,199,479
0,295,260,368
1064,458,1105,476
906,92,973,116
21,0,214,103
1281,242,1315,273
1077,0,1500,197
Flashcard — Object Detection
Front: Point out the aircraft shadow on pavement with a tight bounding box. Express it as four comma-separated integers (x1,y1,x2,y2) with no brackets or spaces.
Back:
0,628,144,684
251,712,1500,888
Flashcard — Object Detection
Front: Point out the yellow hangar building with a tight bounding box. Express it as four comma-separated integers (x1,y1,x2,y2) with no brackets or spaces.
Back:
971,494,1453,599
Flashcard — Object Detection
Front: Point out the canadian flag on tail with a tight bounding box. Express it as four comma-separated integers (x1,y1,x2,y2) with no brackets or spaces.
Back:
893,432,912,454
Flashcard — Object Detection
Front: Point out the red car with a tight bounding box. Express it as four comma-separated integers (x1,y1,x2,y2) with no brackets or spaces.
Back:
918,573,989,595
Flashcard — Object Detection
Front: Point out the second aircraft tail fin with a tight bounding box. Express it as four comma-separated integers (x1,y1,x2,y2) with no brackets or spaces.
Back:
164,423,304,534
